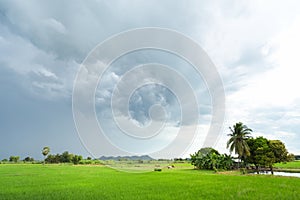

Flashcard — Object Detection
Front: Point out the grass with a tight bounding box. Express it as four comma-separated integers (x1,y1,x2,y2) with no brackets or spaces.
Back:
97,160,193,172
274,161,300,169
0,164,299,200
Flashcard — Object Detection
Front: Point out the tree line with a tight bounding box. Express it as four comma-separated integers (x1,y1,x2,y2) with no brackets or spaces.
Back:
1,156,34,163
42,147,83,164
1,147,88,165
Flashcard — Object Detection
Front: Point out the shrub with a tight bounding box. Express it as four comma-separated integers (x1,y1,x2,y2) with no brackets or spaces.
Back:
191,147,233,170
240,168,247,175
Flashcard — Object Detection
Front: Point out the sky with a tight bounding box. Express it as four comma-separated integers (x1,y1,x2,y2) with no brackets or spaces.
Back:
1,0,300,160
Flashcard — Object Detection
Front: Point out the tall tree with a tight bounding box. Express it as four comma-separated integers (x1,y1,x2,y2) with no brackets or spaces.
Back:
268,140,289,174
246,137,275,174
227,122,252,166
9,156,20,163
42,146,50,164
246,137,290,174
269,140,288,163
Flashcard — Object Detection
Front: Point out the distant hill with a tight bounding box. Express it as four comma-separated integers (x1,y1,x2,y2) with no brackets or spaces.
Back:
99,155,153,161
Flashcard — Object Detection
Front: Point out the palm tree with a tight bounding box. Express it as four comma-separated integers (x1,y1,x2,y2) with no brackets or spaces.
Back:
227,122,252,167
42,146,50,164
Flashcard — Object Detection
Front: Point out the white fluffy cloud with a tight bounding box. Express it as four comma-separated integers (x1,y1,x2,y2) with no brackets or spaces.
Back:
218,7,300,154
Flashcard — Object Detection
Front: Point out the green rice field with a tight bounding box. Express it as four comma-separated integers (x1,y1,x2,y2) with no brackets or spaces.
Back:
274,161,300,169
0,164,299,200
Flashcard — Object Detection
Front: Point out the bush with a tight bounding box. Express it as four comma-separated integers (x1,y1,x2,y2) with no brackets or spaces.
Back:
154,168,162,172
240,168,247,175
93,160,101,164
191,147,233,170
213,167,218,173
72,155,82,165
79,160,92,165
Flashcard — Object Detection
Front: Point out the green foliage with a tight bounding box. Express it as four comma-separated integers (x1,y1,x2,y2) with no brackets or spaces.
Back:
246,137,291,173
60,151,74,163
246,137,274,167
9,156,20,163
45,151,83,164
173,158,190,163
71,155,83,165
23,157,34,162
154,168,162,171
287,153,295,162
42,147,50,164
191,147,233,170
45,154,61,163
77,159,102,165
79,160,92,165
240,167,247,174
42,147,50,157
269,140,288,163
197,147,220,155
227,122,252,163
87,157,92,160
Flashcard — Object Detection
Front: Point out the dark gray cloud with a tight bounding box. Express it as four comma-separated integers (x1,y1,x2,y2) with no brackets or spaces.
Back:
1,0,300,158
0,0,211,158
0,0,204,61
0,66,86,159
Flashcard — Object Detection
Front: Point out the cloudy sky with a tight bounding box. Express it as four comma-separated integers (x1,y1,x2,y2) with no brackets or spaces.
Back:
1,0,300,160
